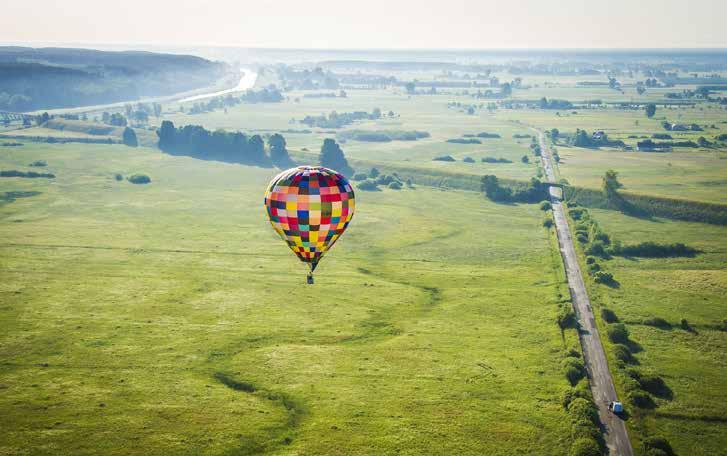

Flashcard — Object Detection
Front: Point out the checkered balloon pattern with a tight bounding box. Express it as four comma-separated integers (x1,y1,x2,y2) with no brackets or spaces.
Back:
264,166,355,271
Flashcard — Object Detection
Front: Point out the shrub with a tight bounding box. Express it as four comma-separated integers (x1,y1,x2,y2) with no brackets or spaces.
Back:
607,323,629,343
447,138,481,144
593,270,615,285
601,308,618,323
369,167,380,178
564,366,585,385
588,262,601,274
643,436,674,455
613,241,697,258
357,179,379,191
628,390,655,408
114,173,123,181
643,317,671,329
375,174,394,185
612,344,633,363
639,374,668,396
557,306,577,329
127,174,151,184
1,170,55,178
571,420,601,441
680,318,692,332
543,218,553,228
433,155,456,162
388,181,402,190
585,256,597,265
562,358,586,377
567,398,598,424
585,241,608,258
122,127,138,147
569,207,587,220
576,233,588,244
352,173,368,181
29,160,47,167
463,156,475,163
539,201,551,211
569,437,601,456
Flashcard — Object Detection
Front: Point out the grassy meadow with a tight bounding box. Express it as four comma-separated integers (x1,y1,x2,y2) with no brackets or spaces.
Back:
0,142,579,454
573,209,727,456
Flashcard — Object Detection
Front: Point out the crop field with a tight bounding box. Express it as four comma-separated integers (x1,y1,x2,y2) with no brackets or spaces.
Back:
575,209,727,455
0,142,581,454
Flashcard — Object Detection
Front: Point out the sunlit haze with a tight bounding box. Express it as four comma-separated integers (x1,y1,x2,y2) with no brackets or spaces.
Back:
3,0,726,49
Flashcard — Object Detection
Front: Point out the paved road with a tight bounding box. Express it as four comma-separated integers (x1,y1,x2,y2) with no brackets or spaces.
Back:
535,130,634,456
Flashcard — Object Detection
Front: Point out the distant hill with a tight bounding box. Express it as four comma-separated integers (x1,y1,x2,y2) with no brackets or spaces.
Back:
0,47,227,111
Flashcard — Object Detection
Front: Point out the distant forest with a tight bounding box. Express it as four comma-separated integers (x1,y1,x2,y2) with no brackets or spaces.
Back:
0,47,227,111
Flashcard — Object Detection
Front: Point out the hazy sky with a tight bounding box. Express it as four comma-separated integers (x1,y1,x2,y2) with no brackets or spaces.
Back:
3,0,725,49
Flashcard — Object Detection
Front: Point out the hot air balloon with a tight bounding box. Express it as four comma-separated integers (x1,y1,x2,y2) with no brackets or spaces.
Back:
264,166,355,283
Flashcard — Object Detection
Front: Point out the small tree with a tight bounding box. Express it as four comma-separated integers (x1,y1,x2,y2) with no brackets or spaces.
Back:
122,127,138,147
268,133,293,168
319,138,353,176
521,155,530,163
645,103,656,118
602,169,623,204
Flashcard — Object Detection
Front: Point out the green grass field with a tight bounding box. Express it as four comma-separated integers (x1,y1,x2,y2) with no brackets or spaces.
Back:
0,142,580,454
571,208,727,455
2,63,726,455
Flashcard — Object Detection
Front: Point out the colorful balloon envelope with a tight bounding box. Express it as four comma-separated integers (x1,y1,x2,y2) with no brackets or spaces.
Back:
264,166,355,277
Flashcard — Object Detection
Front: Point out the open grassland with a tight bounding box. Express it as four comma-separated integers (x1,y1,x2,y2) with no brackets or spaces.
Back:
493,106,727,204
158,89,540,181
573,209,727,455
0,142,579,454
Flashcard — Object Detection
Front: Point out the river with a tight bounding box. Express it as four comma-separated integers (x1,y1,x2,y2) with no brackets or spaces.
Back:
179,69,258,103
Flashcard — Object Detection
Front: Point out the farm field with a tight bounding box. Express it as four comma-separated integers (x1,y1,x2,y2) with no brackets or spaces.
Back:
0,142,578,455
573,209,727,455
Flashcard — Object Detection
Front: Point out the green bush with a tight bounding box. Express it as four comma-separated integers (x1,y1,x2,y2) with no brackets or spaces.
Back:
571,419,601,441
114,173,123,181
680,318,692,332
557,306,577,329
613,344,633,363
601,308,618,323
569,437,600,456
567,398,598,424
585,256,597,265
539,200,552,211
543,218,553,228
639,374,668,396
569,207,587,220
587,262,601,274
594,270,615,285
643,317,671,329
643,436,674,455
607,323,629,343
433,155,456,162
357,179,379,191
127,174,151,184
29,160,47,167
352,173,368,181
629,390,655,408
585,241,608,258
463,156,476,163
576,233,589,244
564,366,585,385
388,181,402,190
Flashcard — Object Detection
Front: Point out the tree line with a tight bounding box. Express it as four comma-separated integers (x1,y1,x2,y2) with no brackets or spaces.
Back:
156,121,353,175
